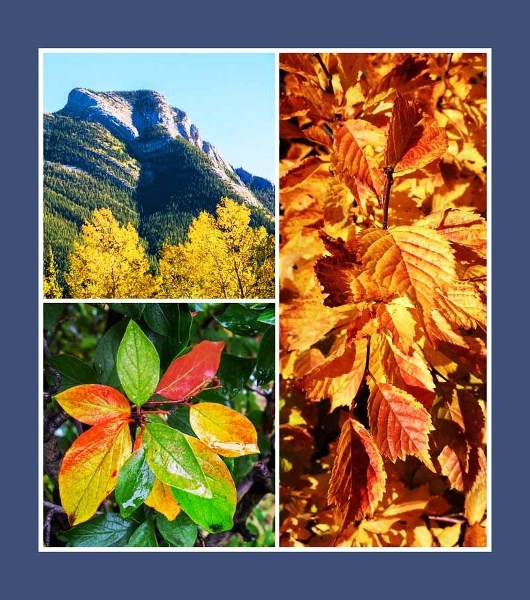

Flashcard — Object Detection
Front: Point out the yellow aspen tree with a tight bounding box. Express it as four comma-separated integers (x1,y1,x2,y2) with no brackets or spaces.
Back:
43,247,63,299
65,208,158,298
158,198,274,299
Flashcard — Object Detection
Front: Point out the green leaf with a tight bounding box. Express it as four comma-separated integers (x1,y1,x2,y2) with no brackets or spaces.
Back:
117,320,160,406
58,513,136,547
47,354,98,392
143,304,191,340
144,422,211,498
156,512,198,547
115,447,155,518
44,304,64,333
214,304,268,336
257,307,275,325
256,326,275,386
167,404,195,437
127,519,158,547
109,303,146,320
171,436,237,533
217,354,255,397
93,319,128,388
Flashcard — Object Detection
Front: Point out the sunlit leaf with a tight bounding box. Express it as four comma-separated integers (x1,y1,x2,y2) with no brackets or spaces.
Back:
155,340,224,401
117,319,160,406
171,435,237,533
144,422,211,498
59,420,132,525
54,384,131,426
189,402,259,457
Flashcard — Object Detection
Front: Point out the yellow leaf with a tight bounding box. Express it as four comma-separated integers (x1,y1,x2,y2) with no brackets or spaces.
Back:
189,402,259,458
432,522,462,547
145,478,181,521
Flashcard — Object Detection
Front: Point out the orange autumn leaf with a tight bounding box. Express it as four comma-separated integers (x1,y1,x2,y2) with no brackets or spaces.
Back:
144,478,181,521
328,418,386,528
54,384,131,426
299,337,367,410
385,92,448,173
189,402,259,457
367,381,434,468
59,419,132,525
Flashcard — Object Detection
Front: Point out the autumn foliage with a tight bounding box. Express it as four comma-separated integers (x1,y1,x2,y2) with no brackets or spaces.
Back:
279,52,487,547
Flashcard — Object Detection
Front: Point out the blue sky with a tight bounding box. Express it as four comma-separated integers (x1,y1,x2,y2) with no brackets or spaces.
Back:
43,52,276,182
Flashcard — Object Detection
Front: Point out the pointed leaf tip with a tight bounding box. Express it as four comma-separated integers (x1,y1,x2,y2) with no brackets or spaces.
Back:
155,340,224,401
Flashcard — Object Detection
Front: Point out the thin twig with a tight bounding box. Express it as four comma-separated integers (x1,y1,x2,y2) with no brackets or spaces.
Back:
44,410,68,442
313,53,333,94
382,166,394,230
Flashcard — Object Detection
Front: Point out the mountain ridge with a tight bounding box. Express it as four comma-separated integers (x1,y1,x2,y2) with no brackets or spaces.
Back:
43,88,275,282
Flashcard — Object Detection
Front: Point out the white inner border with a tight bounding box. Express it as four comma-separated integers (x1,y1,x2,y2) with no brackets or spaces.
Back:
39,48,492,553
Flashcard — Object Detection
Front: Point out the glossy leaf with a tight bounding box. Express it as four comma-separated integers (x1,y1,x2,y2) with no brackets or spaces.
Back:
156,512,198,547
155,340,224,401
144,478,181,521
257,307,275,325
59,513,137,547
214,304,268,336
217,354,255,397
143,303,191,339
54,384,131,426
93,319,128,388
167,404,194,437
190,402,259,457
59,419,132,525
171,435,237,533
115,447,155,518
144,422,211,498
109,303,146,320
328,418,386,526
256,326,275,386
127,520,158,547
117,319,159,406
48,354,98,392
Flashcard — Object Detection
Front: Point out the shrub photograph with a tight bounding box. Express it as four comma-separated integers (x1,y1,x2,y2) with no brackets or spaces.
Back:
43,302,275,548
279,52,488,548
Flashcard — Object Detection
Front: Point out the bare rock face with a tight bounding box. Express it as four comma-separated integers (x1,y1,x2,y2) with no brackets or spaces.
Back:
59,88,262,208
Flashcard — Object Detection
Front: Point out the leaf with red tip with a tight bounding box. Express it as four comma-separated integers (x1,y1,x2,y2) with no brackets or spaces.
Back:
59,419,132,525
189,402,259,457
328,418,386,528
155,341,224,401
54,384,131,426
368,381,434,469
385,92,447,172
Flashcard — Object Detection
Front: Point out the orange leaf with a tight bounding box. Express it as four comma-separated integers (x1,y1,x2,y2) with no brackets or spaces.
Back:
144,478,181,521
299,338,368,410
155,340,224,400
189,402,259,457
333,121,383,204
369,333,435,411
464,523,487,547
368,381,434,468
328,418,386,528
385,93,447,172
54,384,131,426
59,420,132,525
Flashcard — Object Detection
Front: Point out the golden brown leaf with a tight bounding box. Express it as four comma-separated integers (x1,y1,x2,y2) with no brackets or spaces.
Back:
328,418,386,528
300,338,368,410
463,523,487,547
368,381,434,468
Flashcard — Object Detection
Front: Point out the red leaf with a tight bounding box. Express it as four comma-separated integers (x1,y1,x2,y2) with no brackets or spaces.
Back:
385,93,422,169
328,418,386,528
155,341,224,401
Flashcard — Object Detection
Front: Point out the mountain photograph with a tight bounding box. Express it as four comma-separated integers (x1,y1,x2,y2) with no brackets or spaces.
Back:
42,53,275,299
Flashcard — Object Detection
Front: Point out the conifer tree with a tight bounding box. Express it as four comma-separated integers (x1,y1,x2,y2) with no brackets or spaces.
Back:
43,247,63,299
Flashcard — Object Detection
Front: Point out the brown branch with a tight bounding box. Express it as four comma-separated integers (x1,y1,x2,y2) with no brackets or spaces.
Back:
43,501,66,547
313,53,333,94
382,166,394,230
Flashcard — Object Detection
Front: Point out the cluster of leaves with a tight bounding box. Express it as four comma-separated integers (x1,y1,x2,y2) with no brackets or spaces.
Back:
44,199,275,299
44,303,275,547
279,52,487,547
